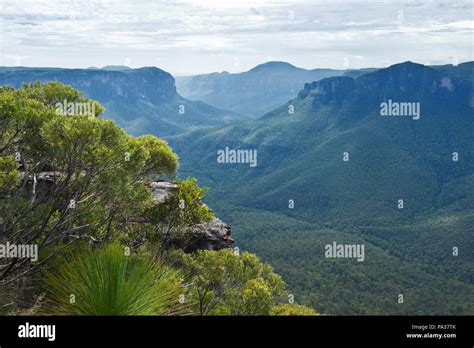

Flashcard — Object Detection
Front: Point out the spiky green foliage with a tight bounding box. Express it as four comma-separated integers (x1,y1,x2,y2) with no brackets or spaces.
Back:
43,243,185,315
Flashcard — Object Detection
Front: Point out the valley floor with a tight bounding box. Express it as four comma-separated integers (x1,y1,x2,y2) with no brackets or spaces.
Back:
214,206,474,315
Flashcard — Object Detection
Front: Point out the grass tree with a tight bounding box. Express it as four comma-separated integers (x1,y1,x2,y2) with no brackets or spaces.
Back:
43,243,187,315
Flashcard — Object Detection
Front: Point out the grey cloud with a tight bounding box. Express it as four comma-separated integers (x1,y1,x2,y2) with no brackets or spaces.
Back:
1,0,472,74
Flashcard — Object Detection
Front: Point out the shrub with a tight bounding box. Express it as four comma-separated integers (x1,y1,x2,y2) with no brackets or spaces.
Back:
43,243,185,315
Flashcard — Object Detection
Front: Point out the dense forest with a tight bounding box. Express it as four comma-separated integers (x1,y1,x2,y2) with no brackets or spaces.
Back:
217,206,474,314
169,62,474,314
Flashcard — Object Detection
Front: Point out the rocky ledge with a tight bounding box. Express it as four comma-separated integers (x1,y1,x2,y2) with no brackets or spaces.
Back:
150,181,233,252
23,175,233,252
184,217,233,252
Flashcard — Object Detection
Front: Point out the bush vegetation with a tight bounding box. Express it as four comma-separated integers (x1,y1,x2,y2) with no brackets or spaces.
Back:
0,82,314,316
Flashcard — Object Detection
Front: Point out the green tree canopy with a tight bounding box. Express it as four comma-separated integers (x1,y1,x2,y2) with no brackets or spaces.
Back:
0,82,177,281
174,249,315,315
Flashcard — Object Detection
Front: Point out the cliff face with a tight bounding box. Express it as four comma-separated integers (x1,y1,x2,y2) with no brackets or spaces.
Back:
297,62,473,107
1,67,177,103
0,67,240,137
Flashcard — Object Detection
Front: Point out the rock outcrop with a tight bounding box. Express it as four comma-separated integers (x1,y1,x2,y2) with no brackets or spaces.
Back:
183,217,233,252
21,176,234,252
150,181,178,203
150,181,233,252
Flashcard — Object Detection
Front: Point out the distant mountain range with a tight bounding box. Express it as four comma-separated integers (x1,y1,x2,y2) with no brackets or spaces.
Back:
175,61,473,120
168,61,474,314
0,62,379,136
175,61,346,118
171,61,474,224
0,66,241,137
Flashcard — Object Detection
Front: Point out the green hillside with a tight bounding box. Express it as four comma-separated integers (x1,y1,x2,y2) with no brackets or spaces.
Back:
167,62,474,314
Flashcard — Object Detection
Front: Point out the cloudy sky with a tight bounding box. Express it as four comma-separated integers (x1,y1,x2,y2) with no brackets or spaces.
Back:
0,0,472,75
